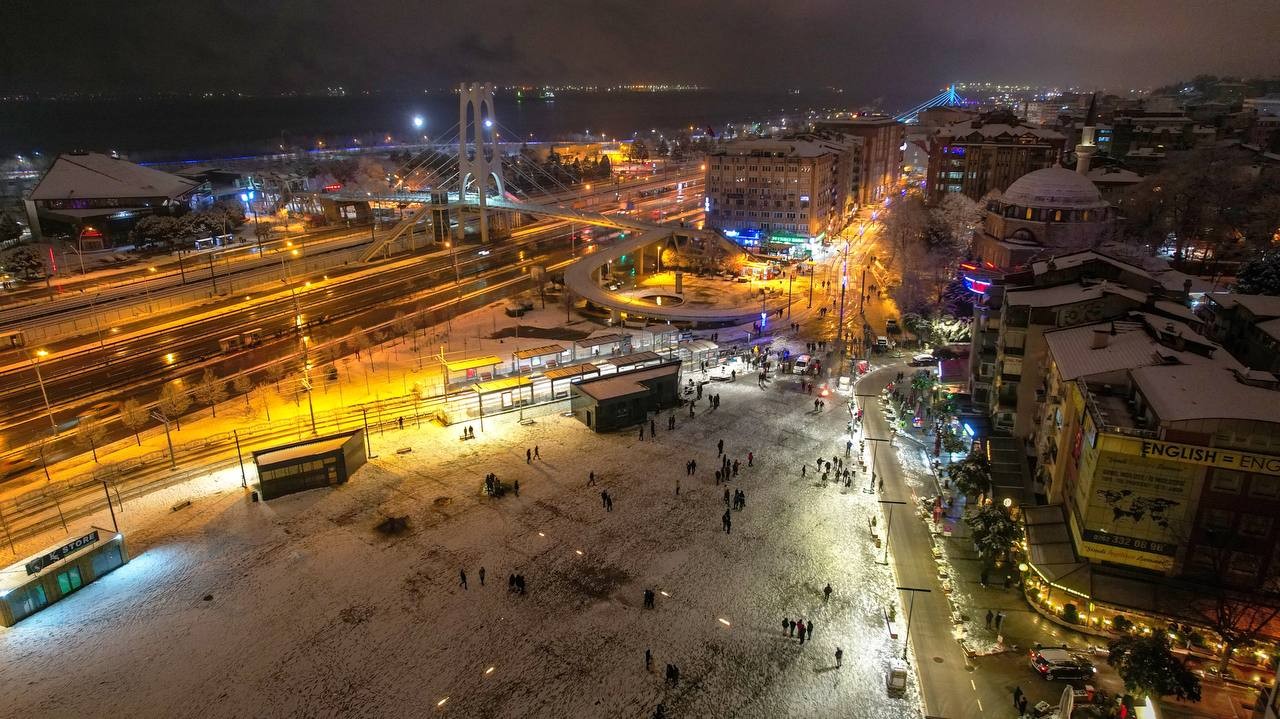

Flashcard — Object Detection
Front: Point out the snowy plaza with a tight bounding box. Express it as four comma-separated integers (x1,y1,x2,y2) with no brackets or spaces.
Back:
1,357,926,718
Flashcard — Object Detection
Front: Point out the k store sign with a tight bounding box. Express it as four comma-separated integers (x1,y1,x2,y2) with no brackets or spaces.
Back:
1138,440,1280,477
25,531,99,575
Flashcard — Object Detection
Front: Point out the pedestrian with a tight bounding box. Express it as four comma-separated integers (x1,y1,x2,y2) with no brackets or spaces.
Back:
650,418,656,437
534,445,541,459
715,469,722,484
665,664,674,684
397,416,404,430
995,611,1005,631
985,609,994,628
459,568,468,590
788,619,796,636
675,479,680,495
723,509,732,534
724,487,731,506
747,451,754,467
508,573,516,592
802,465,807,478
1012,686,1023,708
732,460,739,477
601,490,609,508
479,567,486,586
526,448,532,464
606,494,614,512
654,704,665,719
513,479,520,496
835,647,843,667
846,439,853,455
645,648,652,671
639,425,644,441
588,470,596,486
807,620,814,640
879,478,884,492
783,617,790,635
689,402,695,418
1018,695,1027,716
797,619,806,643
516,575,526,594
823,583,832,602
690,459,697,474
718,438,724,455
980,567,989,587
669,415,675,430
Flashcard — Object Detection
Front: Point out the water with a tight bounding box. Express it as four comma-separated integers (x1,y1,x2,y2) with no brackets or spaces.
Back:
0,89,902,162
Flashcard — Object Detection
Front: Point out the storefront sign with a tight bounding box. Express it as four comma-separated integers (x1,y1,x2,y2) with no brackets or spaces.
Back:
25,531,99,575
1137,439,1280,477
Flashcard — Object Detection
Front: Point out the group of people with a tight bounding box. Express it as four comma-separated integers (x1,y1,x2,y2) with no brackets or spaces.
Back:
782,617,816,643
642,588,658,609
525,446,541,463
724,487,747,510
600,490,615,512
458,566,526,594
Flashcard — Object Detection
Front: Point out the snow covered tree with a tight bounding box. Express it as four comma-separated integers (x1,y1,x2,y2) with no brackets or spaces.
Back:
75,415,108,463
964,503,1021,562
947,451,991,498
3,246,45,280
1107,632,1201,702
0,212,22,244
1235,249,1280,295
157,383,192,430
120,398,148,445
192,368,228,417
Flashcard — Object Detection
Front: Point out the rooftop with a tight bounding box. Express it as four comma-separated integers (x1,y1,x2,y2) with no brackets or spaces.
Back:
1045,315,1234,382
253,431,360,467
935,121,1065,142
1002,167,1109,210
1208,293,1280,319
1030,250,1154,281
30,152,200,201
1004,281,1146,309
574,362,680,401
1133,364,1280,425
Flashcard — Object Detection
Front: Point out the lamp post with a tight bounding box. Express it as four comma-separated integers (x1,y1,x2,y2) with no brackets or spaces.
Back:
896,586,932,661
878,499,906,565
29,348,55,432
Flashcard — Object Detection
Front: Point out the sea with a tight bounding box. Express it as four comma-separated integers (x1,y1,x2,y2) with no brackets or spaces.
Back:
0,89,913,163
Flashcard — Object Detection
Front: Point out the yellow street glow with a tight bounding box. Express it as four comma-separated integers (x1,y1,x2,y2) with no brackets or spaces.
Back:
35,349,48,358
164,353,176,364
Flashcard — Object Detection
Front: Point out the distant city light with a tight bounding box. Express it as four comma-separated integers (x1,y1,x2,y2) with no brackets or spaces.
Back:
412,115,425,129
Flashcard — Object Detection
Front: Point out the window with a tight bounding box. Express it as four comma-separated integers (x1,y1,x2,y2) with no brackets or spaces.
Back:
14,584,48,619
1249,475,1280,500
56,566,83,594
91,544,124,577
1202,508,1234,532
1239,514,1273,539
1210,470,1244,494
1229,551,1262,577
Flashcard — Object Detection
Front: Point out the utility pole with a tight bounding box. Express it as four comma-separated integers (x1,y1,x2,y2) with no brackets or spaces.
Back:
208,252,218,294
879,499,906,565
897,586,932,661
151,411,177,469
29,349,56,432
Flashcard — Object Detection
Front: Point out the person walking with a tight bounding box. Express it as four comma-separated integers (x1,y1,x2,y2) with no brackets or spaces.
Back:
802,465,807,479
588,471,596,486
606,494,614,512
526,448,532,464
459,568,468,590
650,418,656,437
806,619,815,640
690,459,697,474
534,445,541,460
718,438,724,456
985,609,994,629
722,509,732,534
823,583,832,602
639,425,645,441
783,617,790,635
724,487,731,506
835,647,843,667
645,648,652,671
601,490,609,508
1018,695,1028,716
675,479,680,496
479,567,486,586
397,416,404,430
788,619,796,637
995,611,1005,631
1012,686,1023,709
508,573,516,592
513,479,520,496
732,460,740,477
796,619,806,643
747,451,754,467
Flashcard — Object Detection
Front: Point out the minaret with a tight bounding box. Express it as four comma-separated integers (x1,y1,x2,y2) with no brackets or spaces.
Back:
1075,93,1098,175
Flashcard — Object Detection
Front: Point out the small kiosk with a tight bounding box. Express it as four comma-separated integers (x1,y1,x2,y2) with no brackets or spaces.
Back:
253,430,367,501
571,360,681,432
0,527,128,627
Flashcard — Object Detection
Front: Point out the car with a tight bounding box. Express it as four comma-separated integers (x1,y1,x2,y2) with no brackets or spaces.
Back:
875,336,890,352
793,354,812,374
504,304,526,318
836,376,852,394
0,456,35,481
1029,648,1096,681
910,353,936,367
477,249,491,256
886,660,909,695
885,318,901,334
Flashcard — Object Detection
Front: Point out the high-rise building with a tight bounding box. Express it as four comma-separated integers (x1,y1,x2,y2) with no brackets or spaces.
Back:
812,117,905,206
703,132,860,254
926,110,1066,204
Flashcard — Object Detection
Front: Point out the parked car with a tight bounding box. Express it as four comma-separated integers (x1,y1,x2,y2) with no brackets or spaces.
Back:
910,353,936,367
1029,648,1096,681
836,376,852,394
886,660,909,695
885,318,901,334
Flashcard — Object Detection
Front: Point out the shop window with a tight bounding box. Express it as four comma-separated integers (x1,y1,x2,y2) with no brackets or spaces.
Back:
1239,514,1273,539
1210,470,1244,494
91,544,123,577
1249,475,1280,500
15,584,48,618
56,566,83,595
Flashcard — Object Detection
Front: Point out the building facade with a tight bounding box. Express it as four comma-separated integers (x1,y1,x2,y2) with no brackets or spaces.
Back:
1195,293,1280,374
812,117,905,205
704,133,860,252
926,111,1066,204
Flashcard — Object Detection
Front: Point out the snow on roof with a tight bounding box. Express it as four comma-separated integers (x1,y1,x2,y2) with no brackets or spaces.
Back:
715,137,850,159
514,344,567,360
1086,167,1142,184
935,122,1065,142
252,432,359,467
1258,318,1280,342
1132,364,1280,424
574,362,680,401
544,363,599,380
1045,316,1235,382
1216,293,1280,319
1030,250,1154,280
599,351,663,367
1004,281,1146,309
0,526,120,593
576,333,628,348
1002,167,1108,210
29,152,199,201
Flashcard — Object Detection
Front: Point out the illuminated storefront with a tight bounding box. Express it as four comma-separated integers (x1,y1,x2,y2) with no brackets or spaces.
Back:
0,528,128,627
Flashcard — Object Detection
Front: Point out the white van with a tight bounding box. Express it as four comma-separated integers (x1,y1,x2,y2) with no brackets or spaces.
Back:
875,336,890,351
887,660,909,695
793,354,811,374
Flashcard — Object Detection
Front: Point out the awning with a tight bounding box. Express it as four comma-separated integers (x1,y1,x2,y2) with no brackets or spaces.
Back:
601,351,662,367
472,376,532,395
445,355,503,373
514,344,567,360
575,333,627,348
545,363,598,380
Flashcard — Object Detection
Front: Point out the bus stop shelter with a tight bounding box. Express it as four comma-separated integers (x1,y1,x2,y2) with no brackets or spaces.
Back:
544,363,600,398
443,354,503,386
512,344,568,374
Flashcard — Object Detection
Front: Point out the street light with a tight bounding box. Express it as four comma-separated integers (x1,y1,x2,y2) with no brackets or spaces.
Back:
412,115,425,130
878,498,906,565
896,586,932,661
30,348,55,432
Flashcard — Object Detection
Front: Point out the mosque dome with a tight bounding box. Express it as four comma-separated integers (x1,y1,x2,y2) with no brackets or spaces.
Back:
1002,167,1108,210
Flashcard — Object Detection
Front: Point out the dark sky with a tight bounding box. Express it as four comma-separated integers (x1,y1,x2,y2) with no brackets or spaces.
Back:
3,0,1278,96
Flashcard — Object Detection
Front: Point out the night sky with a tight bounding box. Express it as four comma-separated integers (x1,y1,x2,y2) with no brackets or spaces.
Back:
4,0,1279,95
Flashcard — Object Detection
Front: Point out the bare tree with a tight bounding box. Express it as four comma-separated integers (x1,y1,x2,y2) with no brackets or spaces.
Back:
232,374,253,409
265,362,287,389
347,325,370,359
192,368,228,417
120,398,148,445
157,383,192,430
1180,528,1280,672
75,415,108,463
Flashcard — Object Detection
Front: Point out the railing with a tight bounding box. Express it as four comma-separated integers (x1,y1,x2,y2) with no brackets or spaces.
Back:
1076,379,1158,439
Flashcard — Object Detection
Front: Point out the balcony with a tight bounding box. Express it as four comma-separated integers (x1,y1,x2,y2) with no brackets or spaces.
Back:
1003,344,1025,357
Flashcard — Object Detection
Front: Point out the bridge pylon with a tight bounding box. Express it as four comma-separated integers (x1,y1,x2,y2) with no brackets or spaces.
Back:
458,82,505,244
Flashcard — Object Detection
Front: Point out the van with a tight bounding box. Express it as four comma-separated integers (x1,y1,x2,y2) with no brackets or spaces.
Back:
793,354,811,374
875,336,890,351
887,660,909,695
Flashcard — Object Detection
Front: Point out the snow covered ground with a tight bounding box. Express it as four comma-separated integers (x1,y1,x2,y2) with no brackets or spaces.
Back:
2,369,924,718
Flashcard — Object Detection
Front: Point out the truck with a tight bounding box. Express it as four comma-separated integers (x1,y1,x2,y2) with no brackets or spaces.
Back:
219,328,264,353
